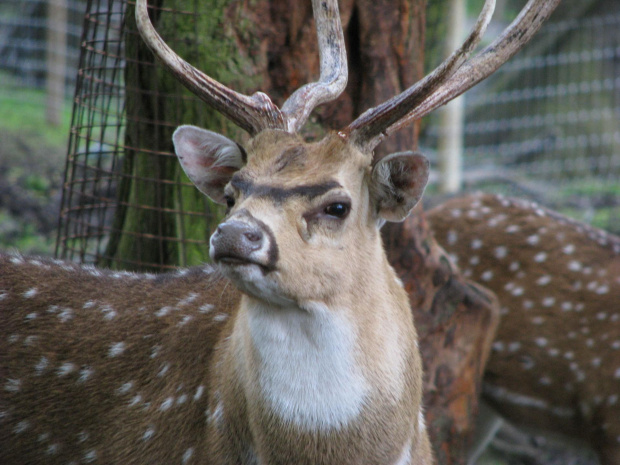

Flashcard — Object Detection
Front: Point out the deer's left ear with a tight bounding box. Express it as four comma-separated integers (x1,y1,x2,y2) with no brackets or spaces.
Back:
371,151,429,222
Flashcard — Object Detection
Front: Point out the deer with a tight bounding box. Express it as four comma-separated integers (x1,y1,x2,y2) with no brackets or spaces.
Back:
426,193,620,465
0,0,561,462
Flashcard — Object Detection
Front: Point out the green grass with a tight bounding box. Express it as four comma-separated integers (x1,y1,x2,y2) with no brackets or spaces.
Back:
0,82,73,149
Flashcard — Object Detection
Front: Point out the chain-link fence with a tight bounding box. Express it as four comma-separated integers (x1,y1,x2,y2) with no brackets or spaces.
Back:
0,0,86,110
422,10,620,234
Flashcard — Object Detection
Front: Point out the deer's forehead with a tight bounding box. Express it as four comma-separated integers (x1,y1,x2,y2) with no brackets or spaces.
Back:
238,133,369,196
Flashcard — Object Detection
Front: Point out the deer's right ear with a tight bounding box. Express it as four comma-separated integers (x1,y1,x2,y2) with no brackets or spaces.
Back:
173,125,246,204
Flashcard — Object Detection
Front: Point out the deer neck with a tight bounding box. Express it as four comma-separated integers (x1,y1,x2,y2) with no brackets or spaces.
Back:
225,248,417,433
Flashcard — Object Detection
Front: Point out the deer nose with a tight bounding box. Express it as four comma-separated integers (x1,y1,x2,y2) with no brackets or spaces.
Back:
210,221,265,263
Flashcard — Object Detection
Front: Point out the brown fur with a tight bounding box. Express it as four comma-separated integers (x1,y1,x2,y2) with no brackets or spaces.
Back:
427,193,620,465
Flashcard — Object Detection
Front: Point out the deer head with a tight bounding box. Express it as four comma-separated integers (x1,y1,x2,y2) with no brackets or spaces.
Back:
136,0,560,307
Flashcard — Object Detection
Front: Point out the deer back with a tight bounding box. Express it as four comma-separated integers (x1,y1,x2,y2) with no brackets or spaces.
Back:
427,193,620,463
1,255,240,464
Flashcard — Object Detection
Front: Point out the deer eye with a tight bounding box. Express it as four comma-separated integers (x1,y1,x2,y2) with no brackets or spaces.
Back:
324,202,350,219
224,195,235,209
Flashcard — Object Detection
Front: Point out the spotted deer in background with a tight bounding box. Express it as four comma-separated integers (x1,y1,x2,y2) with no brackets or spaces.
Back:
0,0,561,462
427,193,620,465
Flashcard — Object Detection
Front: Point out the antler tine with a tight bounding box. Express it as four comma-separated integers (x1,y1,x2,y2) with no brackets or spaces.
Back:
281,0,348,133
344,0,495,149
384,0,562,137
135,0,286,135
346,0,560,151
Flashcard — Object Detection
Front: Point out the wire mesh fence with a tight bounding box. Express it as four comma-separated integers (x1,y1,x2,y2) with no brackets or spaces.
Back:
421,11,620,234
55,0,227,271
0,0,85,111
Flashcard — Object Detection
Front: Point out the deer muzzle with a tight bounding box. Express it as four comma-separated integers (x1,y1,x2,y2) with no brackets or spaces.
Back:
210,216,278,272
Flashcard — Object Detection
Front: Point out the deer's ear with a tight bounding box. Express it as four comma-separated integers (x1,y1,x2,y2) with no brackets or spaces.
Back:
173,125,246,204
371,151,429,222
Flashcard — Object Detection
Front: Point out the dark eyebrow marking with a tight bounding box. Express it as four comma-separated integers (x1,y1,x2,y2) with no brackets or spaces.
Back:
230,174,341,203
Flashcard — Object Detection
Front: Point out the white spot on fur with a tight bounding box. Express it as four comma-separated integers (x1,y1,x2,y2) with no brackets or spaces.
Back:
128,394,143,407
199,304,214,313
213,313,228,322
539,376,552,386
526,234,540,245
23,288,38,298
561,302,573,312
57,362,76,377
156,306,172,317
182,448,194,464
535,338,548,347
614,368,620,379
116,382,134,395
35,356,49,375
5,378,21,392
471,239,483,250
23,335,38,346
536,275,551,286
159,397,174,411
508,342,521,352
447,230,457,245
58,308,73,322
108,342,126,357
492,341,505,352
563,244,575,254
83,450,97,463
481,270,493,281
157,363,171,377
194,385,204,401
178,315,194,326
531,316,545,325
78,366,94,383
14,420,31,434
100,305,117,320
533,252,547,262
494,246,507,259
142,426,155,441
505,225,520,233
46,444,59,455
542,297,555,307
568,260,582,272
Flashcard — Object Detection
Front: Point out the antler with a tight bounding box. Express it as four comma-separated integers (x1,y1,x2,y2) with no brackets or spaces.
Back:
344,0,562,150
281,0,348,133
135,0,347,136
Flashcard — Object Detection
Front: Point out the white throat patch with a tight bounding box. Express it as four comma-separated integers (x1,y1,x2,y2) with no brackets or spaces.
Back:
242,301,369,431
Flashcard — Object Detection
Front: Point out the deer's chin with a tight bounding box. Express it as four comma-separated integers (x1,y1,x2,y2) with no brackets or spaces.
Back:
218,261,293,306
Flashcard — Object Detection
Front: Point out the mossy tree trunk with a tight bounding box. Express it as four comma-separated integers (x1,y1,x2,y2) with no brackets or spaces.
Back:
103,0,272,270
